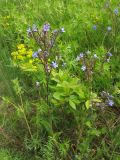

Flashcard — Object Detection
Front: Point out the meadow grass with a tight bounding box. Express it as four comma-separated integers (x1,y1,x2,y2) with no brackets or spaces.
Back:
0,0,120,159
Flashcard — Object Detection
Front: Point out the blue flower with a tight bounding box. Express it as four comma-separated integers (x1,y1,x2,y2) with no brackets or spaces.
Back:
79,52,84,58
93,25,97,30
108,100,114,106
76,53,84,61
32,51,39,58
81,65,86,71
32,24,37,32
27,27,32,34
51,61,58,68
114,8,119,15
43,23,50,32
107,26,112,31
108,52,112,57
61,27,65,33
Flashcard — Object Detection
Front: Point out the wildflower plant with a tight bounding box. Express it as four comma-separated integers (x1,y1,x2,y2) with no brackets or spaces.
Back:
11,44,38,71
2,1,120,159
74,47,115,109
11,23,65,104
75,48,113,82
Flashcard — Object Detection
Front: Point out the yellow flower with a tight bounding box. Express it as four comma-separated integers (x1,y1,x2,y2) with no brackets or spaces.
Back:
17,55,24,60
18,48,26,55
27,49,33,56
32,65,37,71
11,51,18,56
17,44,25,50
27,55,31,58
29,60,33,64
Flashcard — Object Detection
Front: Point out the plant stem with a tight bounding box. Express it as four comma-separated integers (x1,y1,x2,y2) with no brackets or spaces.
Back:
19,94,33,139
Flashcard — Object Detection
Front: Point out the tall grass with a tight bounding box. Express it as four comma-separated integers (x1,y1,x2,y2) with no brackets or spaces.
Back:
0,0,120,159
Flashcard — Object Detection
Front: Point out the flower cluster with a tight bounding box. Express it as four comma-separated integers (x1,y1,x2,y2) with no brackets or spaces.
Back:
26,23,66,73
75,49,113,82
11,44,33,60
11,24,66,75
92,91,115,109
76,50,113,69
101,91,114,107
76,51,99,76
11,44,38,71
92,25,112,31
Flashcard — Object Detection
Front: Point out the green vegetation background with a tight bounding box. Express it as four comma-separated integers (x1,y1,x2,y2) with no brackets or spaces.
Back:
0,0,120,160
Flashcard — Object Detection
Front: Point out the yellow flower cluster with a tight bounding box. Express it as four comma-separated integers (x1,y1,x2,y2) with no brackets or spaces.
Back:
11,44,33,60
11,44,38,72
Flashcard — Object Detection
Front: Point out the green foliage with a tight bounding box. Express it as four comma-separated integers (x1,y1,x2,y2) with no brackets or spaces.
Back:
0,149,12,160
51,70,87,109
0,0,120,160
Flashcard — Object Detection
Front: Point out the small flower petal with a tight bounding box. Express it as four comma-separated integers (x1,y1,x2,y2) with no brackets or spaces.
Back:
107,26,112,31
32,51,39,58
51,61,58,68
61,27,65,33
108,52,112,57
43,23,50,32
92,25,97,30
32,24,37,32
108,100,114,106
114,8,119,15
81,65,86,71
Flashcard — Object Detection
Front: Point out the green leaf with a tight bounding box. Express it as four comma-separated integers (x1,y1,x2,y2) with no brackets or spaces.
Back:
69,100,76,110
85,100,91,109
85,121,92,128
53,92,61,100
92,98,101,103
12,78,23,95
89,129,101,137
91,92,97,99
